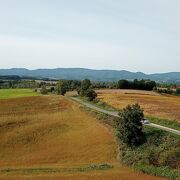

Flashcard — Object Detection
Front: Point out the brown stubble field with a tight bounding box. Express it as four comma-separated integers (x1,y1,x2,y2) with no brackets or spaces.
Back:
0,95,164,179
96,89,180,121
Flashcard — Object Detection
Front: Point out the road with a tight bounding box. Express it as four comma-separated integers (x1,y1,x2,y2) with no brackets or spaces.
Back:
71,97,180,136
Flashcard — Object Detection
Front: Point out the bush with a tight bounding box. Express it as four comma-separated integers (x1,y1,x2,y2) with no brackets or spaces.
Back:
156,88,174,94
134,164,178,180
56,81,66,95
78,79,97,101
81,79,91,91
176,88,180,95
40,85,48,95
85,89,97,101
163,149,180,169
50,87,55,92
119,127,180,179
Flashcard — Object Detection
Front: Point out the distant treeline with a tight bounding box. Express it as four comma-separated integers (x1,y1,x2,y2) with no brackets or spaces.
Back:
0,75,56,89
117,79,156,90
0,75,53,81
0,77,157,92
0,75,21,80
92,79,157,91
0,80,40,89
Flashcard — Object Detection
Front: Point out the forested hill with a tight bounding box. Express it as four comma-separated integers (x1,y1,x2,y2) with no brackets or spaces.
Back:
0,68,179,83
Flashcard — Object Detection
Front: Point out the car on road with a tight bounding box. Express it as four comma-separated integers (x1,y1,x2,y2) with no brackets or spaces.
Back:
141,118,150,124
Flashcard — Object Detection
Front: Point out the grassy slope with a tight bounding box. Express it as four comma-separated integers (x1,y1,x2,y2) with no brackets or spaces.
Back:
80,106,180,180
0,89,38,99
0,96,163,179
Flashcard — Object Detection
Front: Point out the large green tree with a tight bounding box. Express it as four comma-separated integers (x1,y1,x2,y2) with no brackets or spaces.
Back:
115,104,146,147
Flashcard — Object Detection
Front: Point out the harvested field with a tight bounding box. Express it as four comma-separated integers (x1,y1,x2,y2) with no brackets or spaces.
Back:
97,89,180,121
0,96,163,179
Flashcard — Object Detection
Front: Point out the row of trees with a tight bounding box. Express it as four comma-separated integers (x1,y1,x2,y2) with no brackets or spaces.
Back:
40,81,67,95
0,78,157,91
91,79,157,90
41,79,97,101
118,79,156,90
53,79,156,94
0,80,51,89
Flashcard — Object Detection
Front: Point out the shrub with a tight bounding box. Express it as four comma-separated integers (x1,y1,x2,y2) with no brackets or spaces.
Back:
85,89,97,101
50,87,55,92
134,164,178,180
40,85,48,95
81,79,91,91
56,81,66,96
176,88,180,95
164,149,180,169
78,79,97,101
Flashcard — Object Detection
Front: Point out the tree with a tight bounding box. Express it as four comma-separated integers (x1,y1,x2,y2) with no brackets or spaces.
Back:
56,80,67,95
81,79,91,91
118,80,129,89
145,80,156,90
40,85,48,95
78,79,97,101
118,79,156,90
176,88,180,95
79,79,92,96
115,104,146,147
85,89,97,101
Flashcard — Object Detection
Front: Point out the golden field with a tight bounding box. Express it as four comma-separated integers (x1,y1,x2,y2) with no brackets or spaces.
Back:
0,95,163,179
97,89,180,121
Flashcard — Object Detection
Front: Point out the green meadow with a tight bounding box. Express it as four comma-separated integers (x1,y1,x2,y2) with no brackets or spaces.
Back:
0,89,38,99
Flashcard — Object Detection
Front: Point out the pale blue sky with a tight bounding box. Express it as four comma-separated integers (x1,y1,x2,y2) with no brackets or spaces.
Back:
0,0,179,73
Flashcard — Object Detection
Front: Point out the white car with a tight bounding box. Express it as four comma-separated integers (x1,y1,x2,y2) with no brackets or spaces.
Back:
141,119,150,124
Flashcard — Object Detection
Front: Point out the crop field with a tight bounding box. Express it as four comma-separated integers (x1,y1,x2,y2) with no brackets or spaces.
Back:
96,89,180,121
0,95,163,179
0,88,38,99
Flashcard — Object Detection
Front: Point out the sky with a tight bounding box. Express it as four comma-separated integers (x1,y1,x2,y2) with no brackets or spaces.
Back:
0,0,180,73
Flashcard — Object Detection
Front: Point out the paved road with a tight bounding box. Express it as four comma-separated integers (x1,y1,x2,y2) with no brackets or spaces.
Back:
71,97,180,136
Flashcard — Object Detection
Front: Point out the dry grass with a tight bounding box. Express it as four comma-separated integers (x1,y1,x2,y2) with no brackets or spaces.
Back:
97,89,180,121
0,96,163,179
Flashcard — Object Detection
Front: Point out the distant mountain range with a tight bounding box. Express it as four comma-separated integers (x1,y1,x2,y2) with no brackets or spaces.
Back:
0,68,180,84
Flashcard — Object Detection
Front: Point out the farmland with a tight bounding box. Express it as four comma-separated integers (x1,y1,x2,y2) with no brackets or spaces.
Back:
96,89,180,122
0,89,38,99
0,95,163,179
